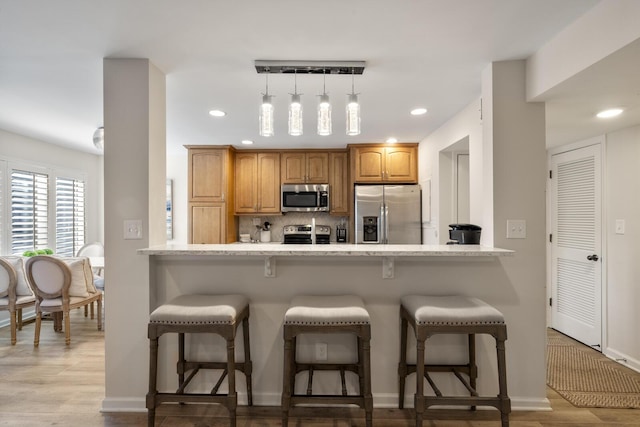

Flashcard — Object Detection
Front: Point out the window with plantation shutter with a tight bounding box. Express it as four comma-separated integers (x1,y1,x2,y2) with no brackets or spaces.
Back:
11,169,49,254
55,177,85,256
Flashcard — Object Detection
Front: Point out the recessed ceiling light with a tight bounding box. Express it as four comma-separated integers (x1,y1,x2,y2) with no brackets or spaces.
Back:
209,110,226,117
596,108,623,118
386,137,398,144
411,108,427,116
241,140,254,145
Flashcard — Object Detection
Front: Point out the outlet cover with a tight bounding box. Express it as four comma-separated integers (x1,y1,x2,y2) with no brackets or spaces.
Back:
615,219,625,235
124,219,143,240
506,220,526,239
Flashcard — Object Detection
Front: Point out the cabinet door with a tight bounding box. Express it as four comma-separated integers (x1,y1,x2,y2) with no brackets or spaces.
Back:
190,203,225,244
385,146,417,182
257,152,280,212
329,151,349,214
280,152,306,183
353,147,385,182
234,153,258,213
306,152,329,183
189,149,226,201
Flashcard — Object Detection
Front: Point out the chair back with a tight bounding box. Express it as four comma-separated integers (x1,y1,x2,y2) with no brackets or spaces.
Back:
25,256,71,300
76,242,104,257
0,258,17,300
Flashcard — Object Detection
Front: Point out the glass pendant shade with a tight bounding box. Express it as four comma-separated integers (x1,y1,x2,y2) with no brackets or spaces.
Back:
259,94,274,137
93,127,104,150
317,94,332,136
288,93,303,136
346,93,360,136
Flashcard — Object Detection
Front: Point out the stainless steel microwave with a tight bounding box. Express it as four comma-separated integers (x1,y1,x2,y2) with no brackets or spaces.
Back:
281,184,329,212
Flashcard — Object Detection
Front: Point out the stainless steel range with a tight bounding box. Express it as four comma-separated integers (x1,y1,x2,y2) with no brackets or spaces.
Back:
283,224,331,244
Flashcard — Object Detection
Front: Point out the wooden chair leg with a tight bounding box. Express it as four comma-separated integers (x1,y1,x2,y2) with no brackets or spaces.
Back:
64,310,71,345
226,337,237,427
362,331,373,427
17,308,23,330
34,312,42,347
281,332,293,427
146,332,159,427
97,298,103,331
415,339,425,427
10,310,17,345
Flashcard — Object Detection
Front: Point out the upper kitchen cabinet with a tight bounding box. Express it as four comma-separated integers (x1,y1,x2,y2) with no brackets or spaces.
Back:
281,151,329,184
235,151,281,214
329,151,349,215
350,143,418,183
188,147,233,202
186,146,236,243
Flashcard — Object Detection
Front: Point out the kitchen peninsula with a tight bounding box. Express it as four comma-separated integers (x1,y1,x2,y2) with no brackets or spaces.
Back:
136,243,547,412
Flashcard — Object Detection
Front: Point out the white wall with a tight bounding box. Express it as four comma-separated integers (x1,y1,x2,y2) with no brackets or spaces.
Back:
418,98,485,244
604,124,640,371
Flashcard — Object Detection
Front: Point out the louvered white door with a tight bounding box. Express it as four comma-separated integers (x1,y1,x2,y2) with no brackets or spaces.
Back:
550,144,602,348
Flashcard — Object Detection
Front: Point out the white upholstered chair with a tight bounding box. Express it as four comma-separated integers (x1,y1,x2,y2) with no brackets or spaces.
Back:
25,255,102,346
0,257,35,345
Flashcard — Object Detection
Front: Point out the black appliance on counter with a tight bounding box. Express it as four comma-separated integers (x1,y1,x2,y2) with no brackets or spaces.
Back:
447,224,482,244
283,224,331,244
336,224,347,243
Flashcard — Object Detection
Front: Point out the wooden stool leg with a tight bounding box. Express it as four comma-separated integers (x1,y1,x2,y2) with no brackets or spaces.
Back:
468,333,477,410
178,333,186,390
281,330,293,427
146,331,159,427
17,308,23,330
242,316,253,406
226,336,237,427
362,330,373,427
495,330,511,427
415,339,425,427
398,313,408,408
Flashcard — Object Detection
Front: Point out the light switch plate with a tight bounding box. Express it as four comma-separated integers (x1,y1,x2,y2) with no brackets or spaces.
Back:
506,220,526,239
124,219,143,240
615,219,625,235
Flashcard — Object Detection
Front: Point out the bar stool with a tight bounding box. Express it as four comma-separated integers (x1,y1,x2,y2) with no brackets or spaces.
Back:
398,295,510,427
146,294,252,427
281,295,373,427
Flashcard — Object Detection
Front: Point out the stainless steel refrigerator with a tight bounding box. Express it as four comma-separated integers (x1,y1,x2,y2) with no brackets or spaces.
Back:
355,184,422,244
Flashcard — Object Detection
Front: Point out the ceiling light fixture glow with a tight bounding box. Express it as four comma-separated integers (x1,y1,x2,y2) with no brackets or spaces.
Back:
386,137,398,144
209,110,226,117
317,71,332,136
241,140,254,145
411,108,427,116
346,68,361,136
596,108,623,118
288,71,303,136
259,73,274,137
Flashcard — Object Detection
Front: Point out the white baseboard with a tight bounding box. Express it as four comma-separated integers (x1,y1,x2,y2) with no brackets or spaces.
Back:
605,347,640,374
101,393,551,413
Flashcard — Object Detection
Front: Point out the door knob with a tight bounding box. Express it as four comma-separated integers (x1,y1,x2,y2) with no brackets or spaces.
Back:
587,254,599,261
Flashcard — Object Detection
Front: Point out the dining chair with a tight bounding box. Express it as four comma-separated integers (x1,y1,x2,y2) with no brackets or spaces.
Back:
0,257,36,345
25,255,102,346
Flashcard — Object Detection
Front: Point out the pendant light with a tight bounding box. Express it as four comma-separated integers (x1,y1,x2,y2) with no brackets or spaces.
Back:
317,70,332,136
346,68,361,136
259,73,274,137
288,71,303,136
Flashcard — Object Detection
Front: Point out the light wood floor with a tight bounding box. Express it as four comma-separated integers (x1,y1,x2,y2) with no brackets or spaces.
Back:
1,309,639,426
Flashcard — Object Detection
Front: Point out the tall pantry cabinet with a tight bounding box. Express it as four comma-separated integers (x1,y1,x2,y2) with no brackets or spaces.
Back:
186,146,237,243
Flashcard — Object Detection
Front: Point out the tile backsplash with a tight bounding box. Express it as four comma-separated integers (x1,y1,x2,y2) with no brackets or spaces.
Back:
238,213,348,243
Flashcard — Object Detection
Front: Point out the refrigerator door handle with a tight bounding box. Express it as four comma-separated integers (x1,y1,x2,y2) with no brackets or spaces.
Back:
380,204,385,244
384,204,390,244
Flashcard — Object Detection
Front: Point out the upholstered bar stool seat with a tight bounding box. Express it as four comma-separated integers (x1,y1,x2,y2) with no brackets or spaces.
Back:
147,294,252,427
282,295,373,427
398,295,511,427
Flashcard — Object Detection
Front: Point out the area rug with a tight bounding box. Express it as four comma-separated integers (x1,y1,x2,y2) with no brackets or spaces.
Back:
546,331,640,408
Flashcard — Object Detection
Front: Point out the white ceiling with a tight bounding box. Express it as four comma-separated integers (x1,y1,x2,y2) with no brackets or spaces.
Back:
4,0,628,157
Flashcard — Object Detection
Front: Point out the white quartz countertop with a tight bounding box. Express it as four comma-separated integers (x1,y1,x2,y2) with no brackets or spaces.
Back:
138,243,514,257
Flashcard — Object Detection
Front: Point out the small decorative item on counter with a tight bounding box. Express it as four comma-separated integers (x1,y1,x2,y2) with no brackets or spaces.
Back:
262,221,271,231
239,233,251,243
